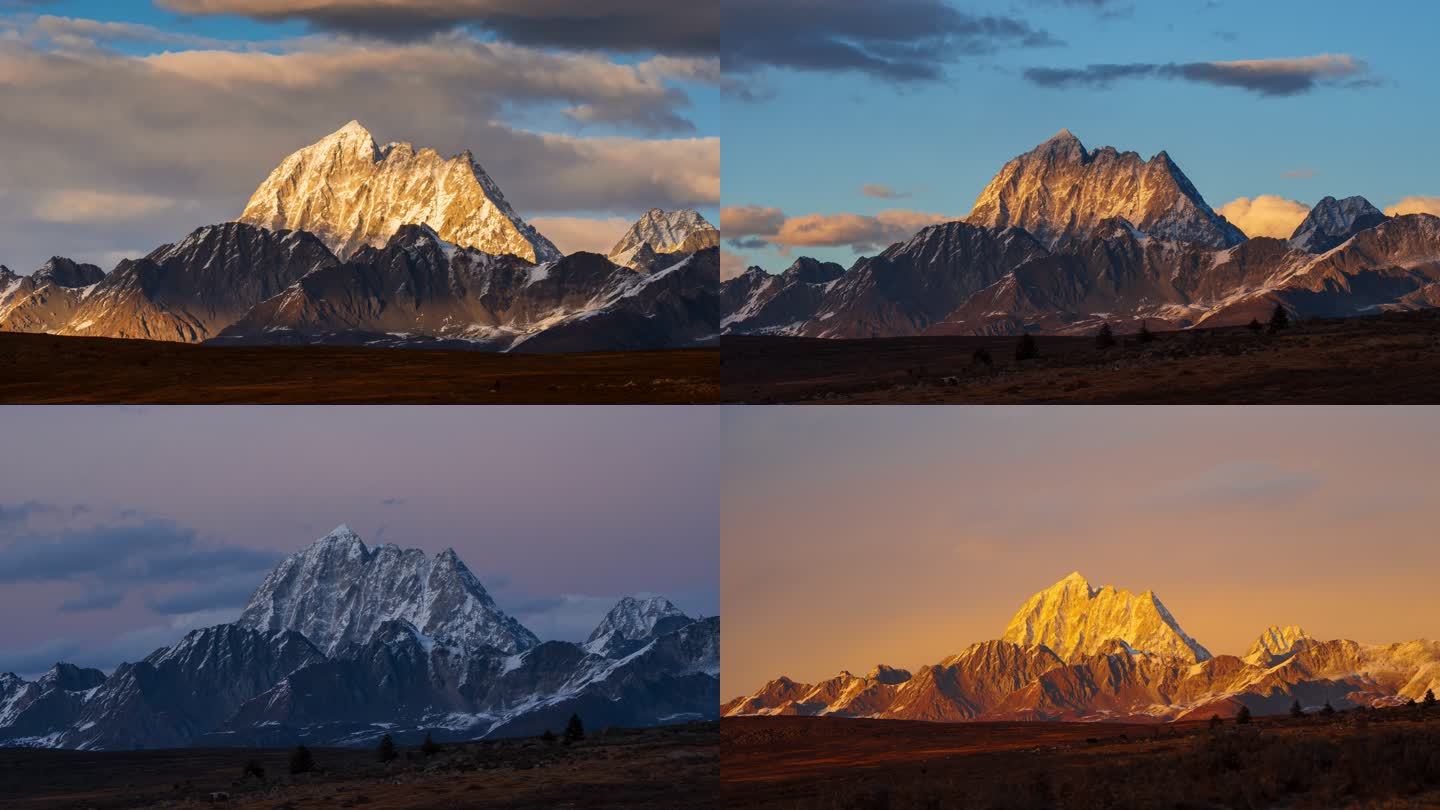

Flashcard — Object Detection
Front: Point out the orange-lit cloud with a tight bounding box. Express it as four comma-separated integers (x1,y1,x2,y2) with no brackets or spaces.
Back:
772,209,953,253
721,249,752,281
527,216,631,255
1385,196,1440,217
33,190,181,224
719,206,953,255
1217,195,1310,239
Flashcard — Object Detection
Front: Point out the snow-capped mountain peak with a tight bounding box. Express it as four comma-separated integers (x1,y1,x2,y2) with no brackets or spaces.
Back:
239,120,560,263
586,595,690,649
236,525,540,656
1000,572,1212,663
1244,625,1315,666
608,208,720,269
1288,195,1388,253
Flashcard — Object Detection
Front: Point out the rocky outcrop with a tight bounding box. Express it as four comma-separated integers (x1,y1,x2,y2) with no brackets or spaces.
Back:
609,209,719,270
55,222,339,342
1288,196,1389,253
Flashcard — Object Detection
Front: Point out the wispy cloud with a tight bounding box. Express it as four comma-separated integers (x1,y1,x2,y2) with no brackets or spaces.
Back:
861,183,910,200
1024,54,1373,96
1142,462,1323,510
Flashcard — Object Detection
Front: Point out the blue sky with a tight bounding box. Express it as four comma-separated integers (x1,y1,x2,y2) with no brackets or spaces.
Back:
0,406,718,679
0,1,719,270
720,0,1440,274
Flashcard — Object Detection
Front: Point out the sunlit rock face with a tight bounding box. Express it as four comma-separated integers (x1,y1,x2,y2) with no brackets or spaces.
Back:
967,129,1246,250
608,208,719,270
53,222,339,342
1000,571,1212,663
239,120,561,264
0,258,106,334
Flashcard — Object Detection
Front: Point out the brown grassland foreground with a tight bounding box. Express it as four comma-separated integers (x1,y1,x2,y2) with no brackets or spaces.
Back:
721,310,1440,404
0,722,718,809
0,333,718,404
722,705,1440,809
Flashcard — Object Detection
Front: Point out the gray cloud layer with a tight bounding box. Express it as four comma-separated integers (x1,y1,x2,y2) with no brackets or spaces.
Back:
1024,54,1372,96
722,0,1055,83
159,0,717,54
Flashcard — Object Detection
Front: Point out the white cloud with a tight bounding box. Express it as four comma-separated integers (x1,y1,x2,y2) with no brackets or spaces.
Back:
1385,196,1440,217
1217,195,1311,239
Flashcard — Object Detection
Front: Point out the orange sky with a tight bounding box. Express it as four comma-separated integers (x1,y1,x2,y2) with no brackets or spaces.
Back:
722,406,1440,699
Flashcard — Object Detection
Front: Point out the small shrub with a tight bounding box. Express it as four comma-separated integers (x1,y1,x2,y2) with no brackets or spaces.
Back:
1095,322,1116,350
1425,689,1436,708
241,758,265,780
971,347,993,367
1137,322,1156,344
1269,303,1291,332
1321,701,1336,717
1209,714,1223,729
541,729,557,743
376,733,397,763
1236,706,1252,725
1247,318,1263,333
420,732,441,757
1015,333,1039,361
564,713,585,744
288,745,315,775
1291,700,1304,719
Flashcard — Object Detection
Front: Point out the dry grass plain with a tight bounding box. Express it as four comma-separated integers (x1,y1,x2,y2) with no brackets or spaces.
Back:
0,333,718,404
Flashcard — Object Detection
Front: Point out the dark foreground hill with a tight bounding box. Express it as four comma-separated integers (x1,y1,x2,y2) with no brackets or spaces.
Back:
0,332,717,404
2,721,717,810
722,309,1440,404
723,708,1440,809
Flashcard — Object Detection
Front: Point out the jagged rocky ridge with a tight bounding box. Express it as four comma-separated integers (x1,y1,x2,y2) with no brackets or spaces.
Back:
0,122,719,352
723,131,1440,338
0,527,719,750
725,572,1440,723
0,223,718,352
